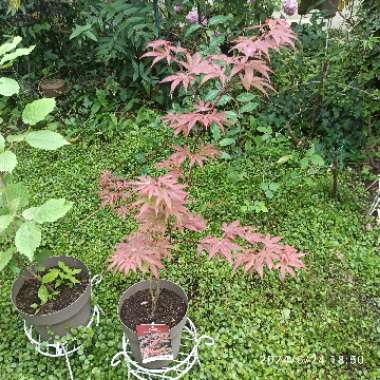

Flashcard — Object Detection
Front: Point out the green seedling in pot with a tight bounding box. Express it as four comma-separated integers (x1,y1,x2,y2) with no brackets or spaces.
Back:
31,261,82,313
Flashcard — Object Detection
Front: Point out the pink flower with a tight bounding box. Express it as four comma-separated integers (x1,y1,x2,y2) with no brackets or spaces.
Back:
185,9,207,26
247,0,256,3
174,4,183,13
282,0,297,16
186,9,199,24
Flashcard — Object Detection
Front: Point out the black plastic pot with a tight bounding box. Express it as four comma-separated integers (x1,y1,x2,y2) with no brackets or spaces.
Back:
11,256,92,341
118,280,188,369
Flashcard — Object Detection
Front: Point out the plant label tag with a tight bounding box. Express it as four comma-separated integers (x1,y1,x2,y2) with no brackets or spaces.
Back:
136,323,173,364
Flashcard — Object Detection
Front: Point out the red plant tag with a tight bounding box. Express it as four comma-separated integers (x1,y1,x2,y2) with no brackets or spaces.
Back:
136,323,173,364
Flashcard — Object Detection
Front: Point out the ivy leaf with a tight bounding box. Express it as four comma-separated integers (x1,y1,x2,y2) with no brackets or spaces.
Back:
0,248,14,271
38,285,49,305
0,150,17,172
15,221,41,261
22,198,73,224
42,269,59,284
25,130,69,151
0,214,14,233
22,98,56,126
0,77,19,96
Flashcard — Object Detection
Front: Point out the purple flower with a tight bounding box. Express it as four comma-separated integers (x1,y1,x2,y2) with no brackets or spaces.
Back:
186,10,199,24
282,0,297,16
185,9,208,26
174,4,183,13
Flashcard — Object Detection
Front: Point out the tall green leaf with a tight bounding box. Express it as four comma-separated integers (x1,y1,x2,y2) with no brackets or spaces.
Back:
23,198,73,224
22,98,56,126
0,248,14,271
15,221,41,261
0,77,19,96
0,150,17,172
25,131,69,151
0,214,14,233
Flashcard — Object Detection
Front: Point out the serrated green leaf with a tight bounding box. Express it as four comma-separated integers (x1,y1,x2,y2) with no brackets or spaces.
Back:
15,221,41,261
236,93,256,103
22,98,56,126
0,248,14,271
5,182,30,211
70,24,93,40
185,24,202,37
217,95,231,107
208,15,231,26
225,111,238,122
0,150,17,172
219,138,235,147
23,198,73,224
240,102,259,114
38,285,49,305
205,89,219,102
0,77,19,96
0,214,14,233
211,123,222,141
42,269,59,284
25,130,69,151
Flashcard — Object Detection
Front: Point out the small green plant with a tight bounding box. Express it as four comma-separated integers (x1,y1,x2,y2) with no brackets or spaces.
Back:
0,37,72,275
31,261,82,313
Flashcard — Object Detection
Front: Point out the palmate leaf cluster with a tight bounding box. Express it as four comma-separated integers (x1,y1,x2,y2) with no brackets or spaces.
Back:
0,36,72,273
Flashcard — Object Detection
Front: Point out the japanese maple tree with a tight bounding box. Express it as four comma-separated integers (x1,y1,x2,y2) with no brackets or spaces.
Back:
102,18,305,307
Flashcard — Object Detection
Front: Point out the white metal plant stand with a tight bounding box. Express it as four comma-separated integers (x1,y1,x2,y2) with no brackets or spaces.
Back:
23,275,103,380
111,318,214,380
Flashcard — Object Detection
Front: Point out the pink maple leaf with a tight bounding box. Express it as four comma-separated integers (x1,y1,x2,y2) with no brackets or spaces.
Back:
141,39,188,67
162,102,229,136
109,231,170,278
197,236,241,263
160,72,195,94
274,245,306,281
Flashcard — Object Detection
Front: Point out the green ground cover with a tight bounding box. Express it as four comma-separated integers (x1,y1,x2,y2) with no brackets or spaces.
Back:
0,115,379,380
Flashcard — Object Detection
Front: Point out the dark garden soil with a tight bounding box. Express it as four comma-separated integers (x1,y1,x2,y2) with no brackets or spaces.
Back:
15,269,89,315
120,288,187,330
